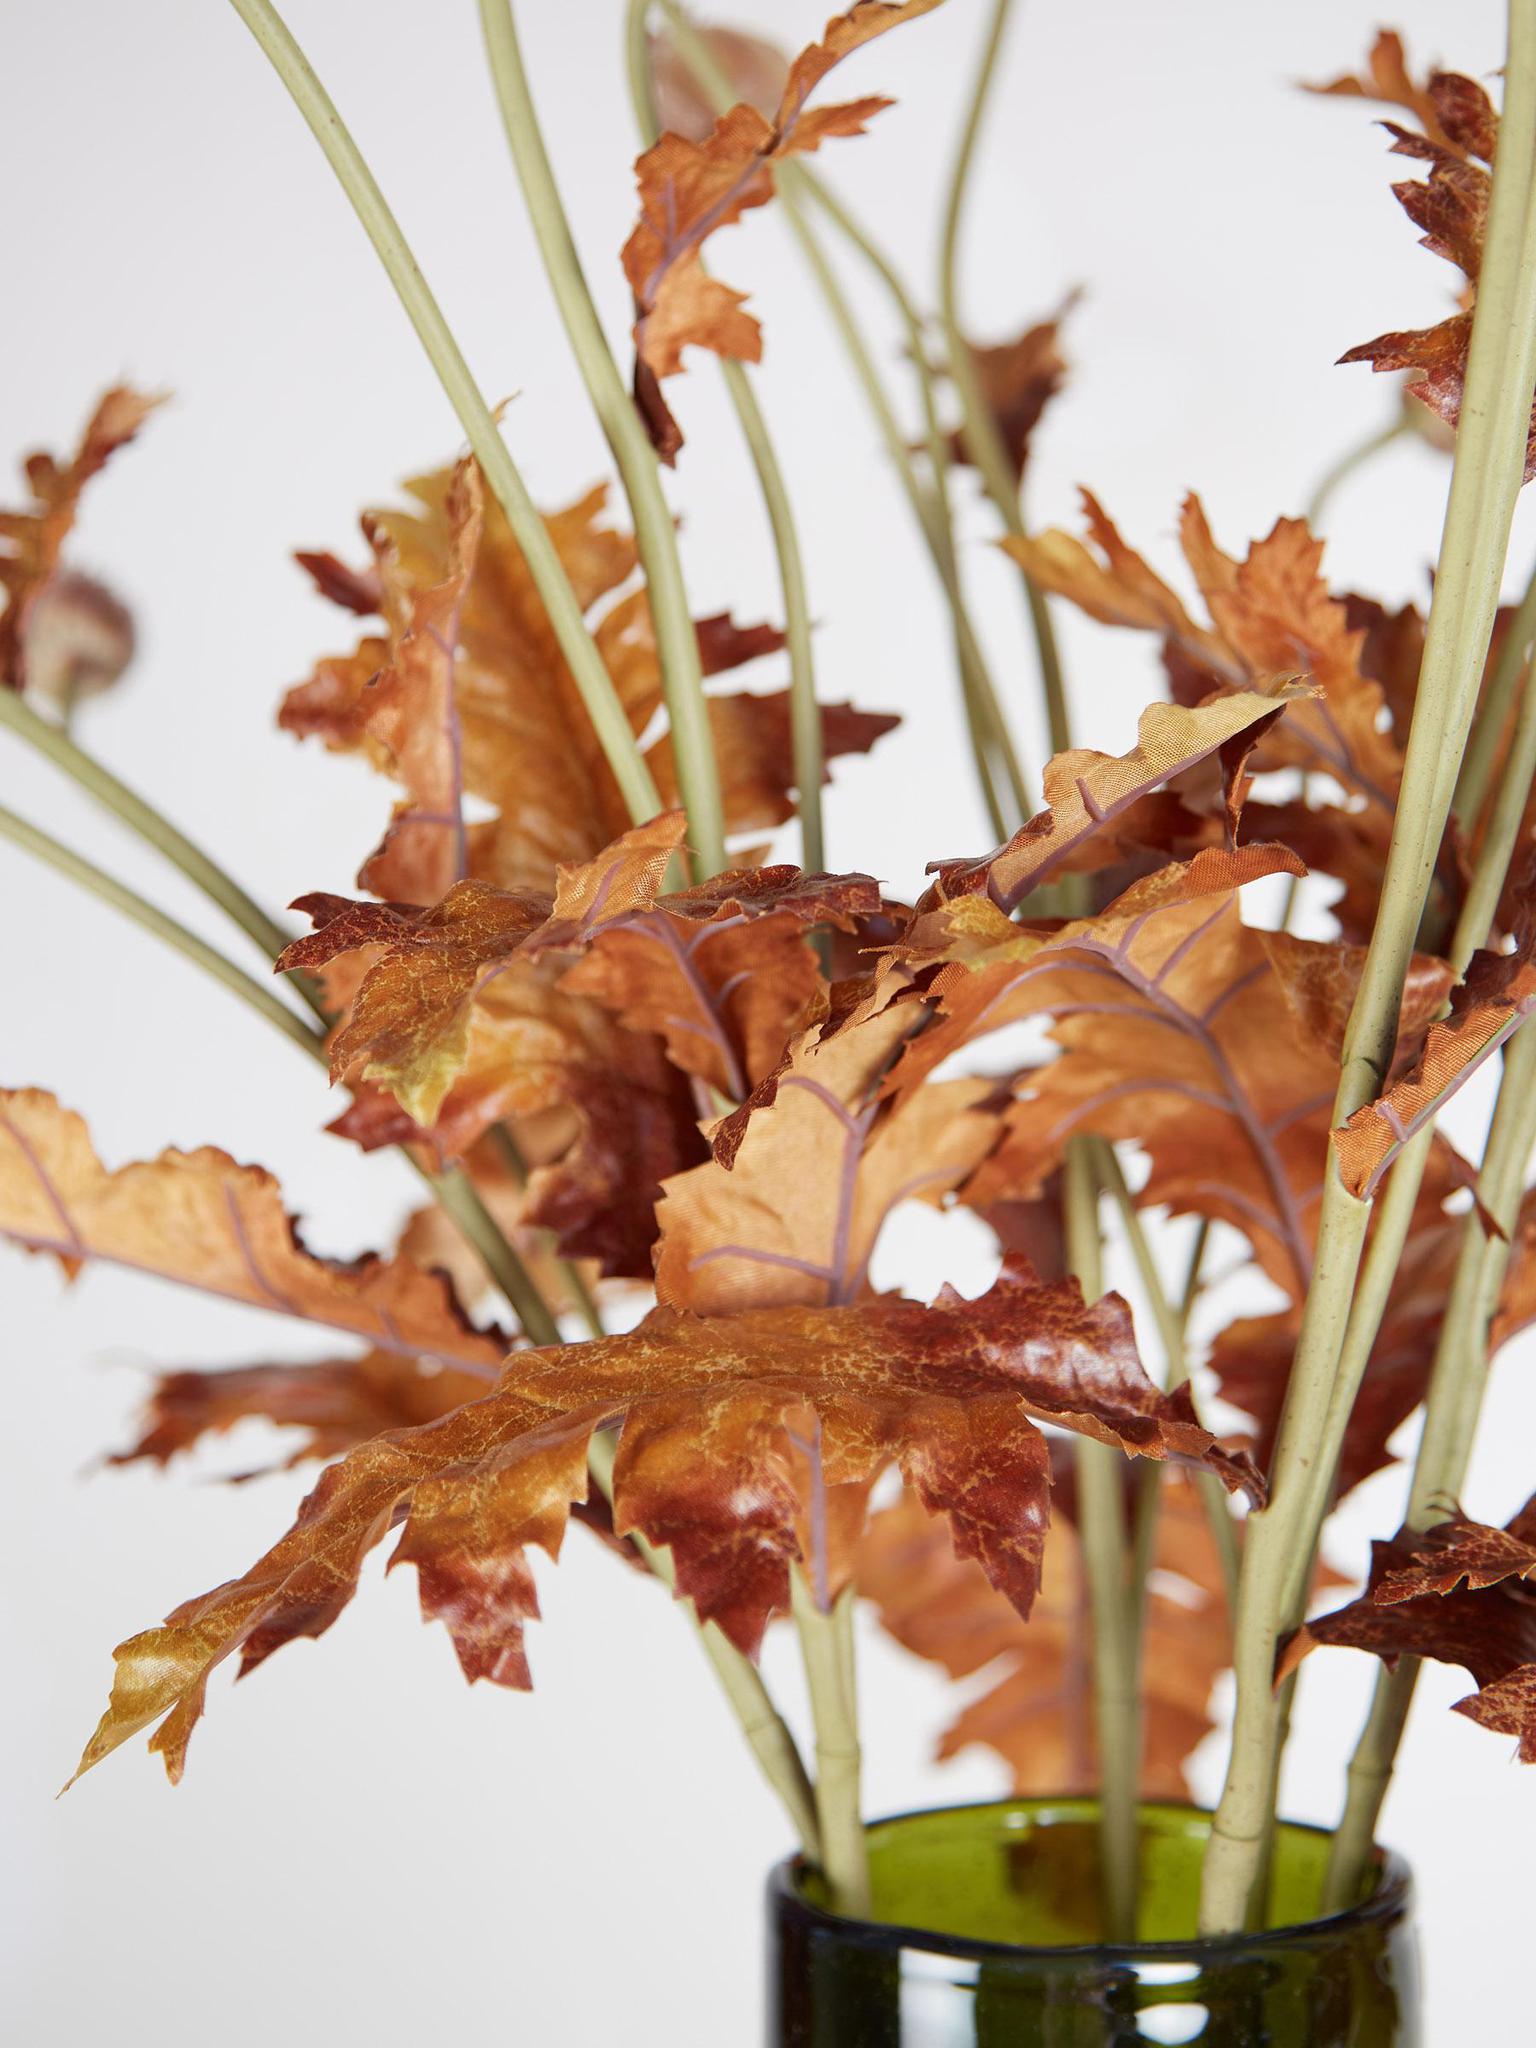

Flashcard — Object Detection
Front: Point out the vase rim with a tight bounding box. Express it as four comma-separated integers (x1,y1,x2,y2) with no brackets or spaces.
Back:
769,1795,1414,1965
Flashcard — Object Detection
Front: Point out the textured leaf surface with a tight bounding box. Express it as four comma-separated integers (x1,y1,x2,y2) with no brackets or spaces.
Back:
624,0,944,450
0,1092,506,1371
1286,1499,1536,1761
0,385,160,698
74,1259,1259,1781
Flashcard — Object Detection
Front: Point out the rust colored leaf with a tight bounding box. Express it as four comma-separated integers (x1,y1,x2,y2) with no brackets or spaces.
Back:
655,973,999,1312
1318,46,1529,477
1286,1501,1536,1761
650,690,900,837
561,866,881,1102
896,849,1371,1301
927,688,1307,912
1006,496,1408,918
948,297,1077,483
1335,928,1536,1198
285,461,892,886
73,1258,1258,1782
648,24,788,144
284,819,879,1150
0,1091,507,1372
857,1475,1230,1800
0,385,161,697
111,1351,490,1473
1305,30,1459,151
623,0,944,452
280,814,690,1126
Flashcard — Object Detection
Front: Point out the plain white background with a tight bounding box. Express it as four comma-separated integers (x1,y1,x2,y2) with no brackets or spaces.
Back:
3,2,1535,2040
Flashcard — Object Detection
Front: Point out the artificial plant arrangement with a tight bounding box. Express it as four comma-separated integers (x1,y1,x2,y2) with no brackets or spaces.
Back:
7,0,1536,2036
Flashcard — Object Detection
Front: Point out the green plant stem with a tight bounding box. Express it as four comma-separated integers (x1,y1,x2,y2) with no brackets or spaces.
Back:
780,194,1026,832
477,0,723,880
1063,1143,1138,1938
1322,1022,1536,1908
1092,1144,1241,1616
587,1431,822,1861
0,688,302,985
1452,548,1536,835
0,804,327,1064
622,3,825,871
485,1125,605,1342
1304,413,1410,531
653,0,1029,836
1199,0,1536,1933
936,0,1070,758
791,1572,870,1915
419,1161,562,1348
225,0,662,842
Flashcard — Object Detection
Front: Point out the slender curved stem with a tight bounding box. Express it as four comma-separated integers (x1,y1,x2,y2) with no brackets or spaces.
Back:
0,805,328,1064
1322,1024,1536,1907
791,1571,868,1913
1092,1144,1241,1616
0,688,301,981
1200,0,1536,1932
477,0,723,878
419,1162,562,1348
1064,1143,1138,1937
652,0,1029,834
1304,413,1410,531
936,0,1070,757
622,2,825,870
778,194,1027,833
225,0,662,839
589,1431,822,1861
1452,547,1536,836
486,1125,605,1342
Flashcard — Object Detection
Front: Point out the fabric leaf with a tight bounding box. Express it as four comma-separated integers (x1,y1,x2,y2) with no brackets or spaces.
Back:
73,1258,1259,1783
1334,930,1536,1198
623,0,944,453
0,385,161,697
0,1092,508,1372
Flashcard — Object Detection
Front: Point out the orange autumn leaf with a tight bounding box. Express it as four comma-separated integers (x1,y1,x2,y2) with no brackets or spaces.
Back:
1005,497,1409,931
926,687,1305,912
947,298,1077,484
562,864,884,1102
110,1350,491,1474
857,1477,1230,1800
647,23,789,144
1285,1498,1536,1762
1317,48,1524,470
1335,927,1536,1198
895,850,1334,1299
282,815,881,1129
286,467,867,894
73,1259,1259,1782
280,814,690,1125
0,385,161,700
1304,29,1460,148
623,0,944,452
355,457,482,905
655,973,999,1312
0,1091,507,1372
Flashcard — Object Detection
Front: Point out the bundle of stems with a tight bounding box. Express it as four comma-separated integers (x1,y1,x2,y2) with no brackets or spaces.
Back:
9,0,1536,1946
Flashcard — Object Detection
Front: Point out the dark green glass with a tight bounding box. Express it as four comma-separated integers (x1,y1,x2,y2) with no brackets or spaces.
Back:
768,1799,1418,2047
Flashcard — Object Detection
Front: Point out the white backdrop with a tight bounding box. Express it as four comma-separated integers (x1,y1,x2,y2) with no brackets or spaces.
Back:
3,2,1533,2040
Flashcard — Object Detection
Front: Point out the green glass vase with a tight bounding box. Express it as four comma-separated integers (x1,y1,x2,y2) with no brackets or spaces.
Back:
768,1799,1418,2046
